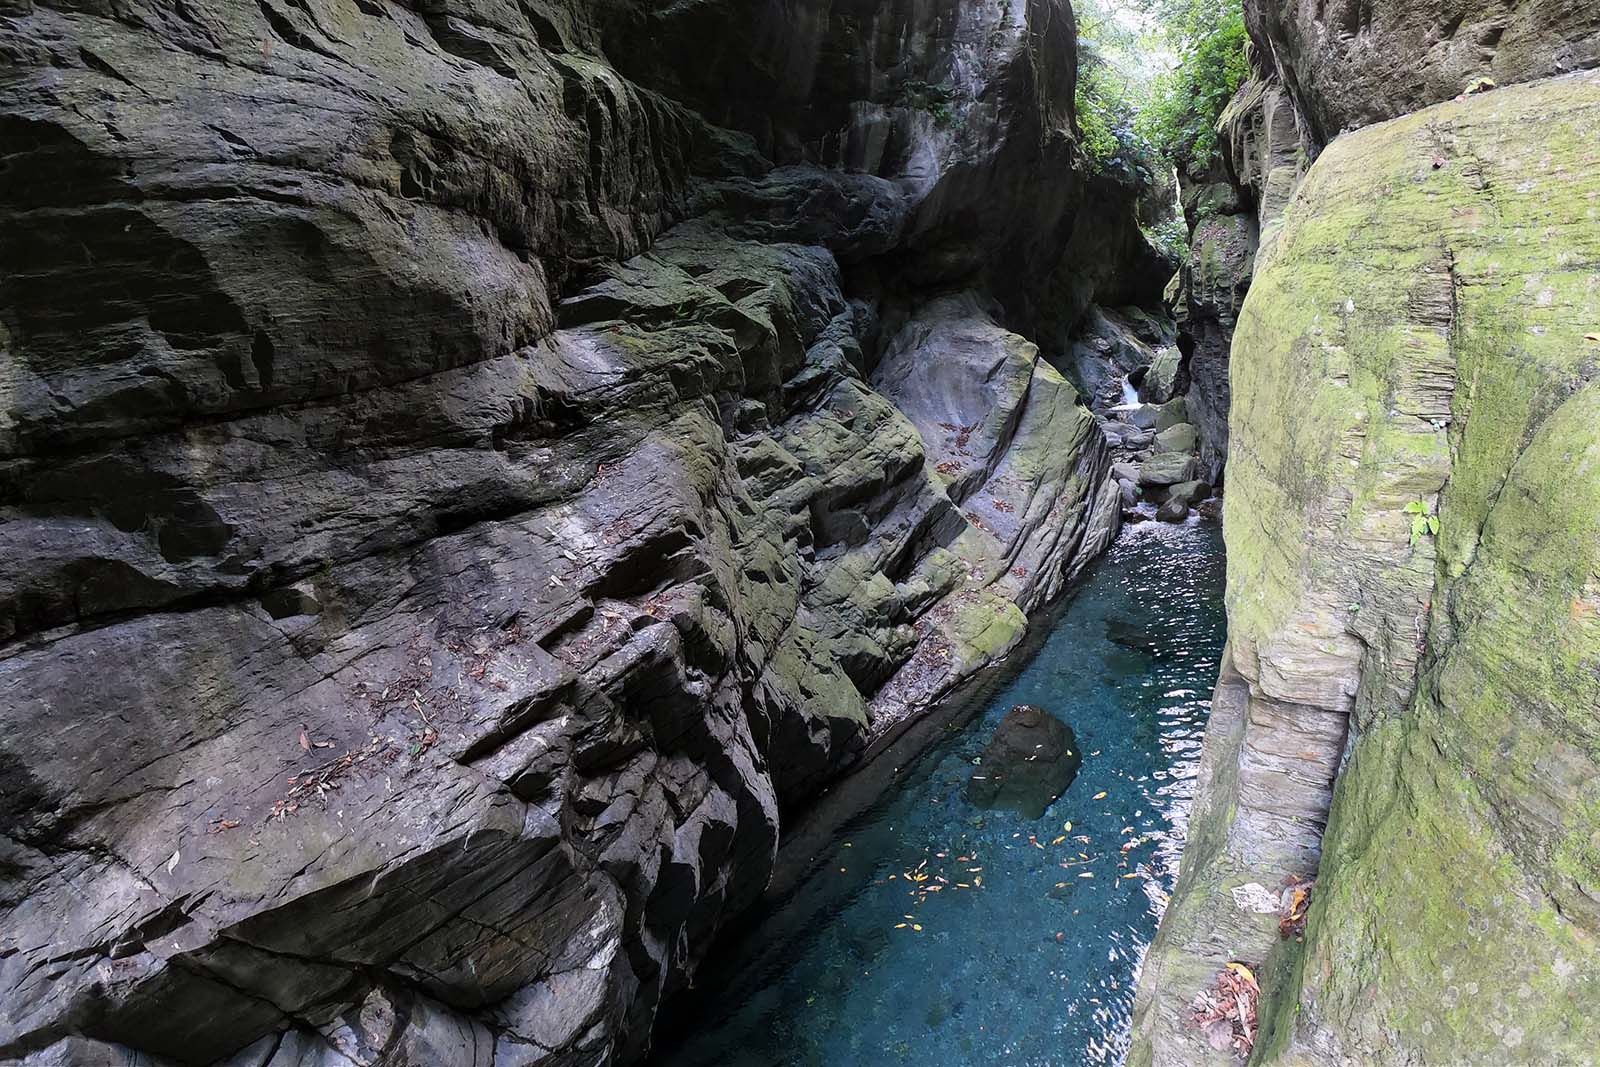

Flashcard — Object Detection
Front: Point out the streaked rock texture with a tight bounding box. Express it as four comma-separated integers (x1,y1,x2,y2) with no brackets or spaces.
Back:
1133,66,1600,1067
0,0,1168,1063
1248,0,1600,142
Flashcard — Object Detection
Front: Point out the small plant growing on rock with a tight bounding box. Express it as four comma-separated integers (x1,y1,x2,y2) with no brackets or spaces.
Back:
1405,500,1440,545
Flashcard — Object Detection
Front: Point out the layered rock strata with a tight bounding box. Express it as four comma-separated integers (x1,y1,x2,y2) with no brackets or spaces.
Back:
0,1,1167,1063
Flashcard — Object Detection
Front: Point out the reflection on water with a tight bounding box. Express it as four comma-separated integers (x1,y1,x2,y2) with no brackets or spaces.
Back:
661,518,1227,1067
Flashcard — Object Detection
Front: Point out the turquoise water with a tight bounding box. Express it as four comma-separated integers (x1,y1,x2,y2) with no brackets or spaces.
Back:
658,517,1227,1067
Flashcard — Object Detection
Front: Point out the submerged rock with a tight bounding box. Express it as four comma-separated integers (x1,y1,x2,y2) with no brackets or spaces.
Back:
965,705,1083,819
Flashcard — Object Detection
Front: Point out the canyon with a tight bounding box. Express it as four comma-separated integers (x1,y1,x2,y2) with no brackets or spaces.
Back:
1,0,1598,1064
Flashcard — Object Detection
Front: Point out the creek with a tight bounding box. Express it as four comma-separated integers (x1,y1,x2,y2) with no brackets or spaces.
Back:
657,516,1228,1066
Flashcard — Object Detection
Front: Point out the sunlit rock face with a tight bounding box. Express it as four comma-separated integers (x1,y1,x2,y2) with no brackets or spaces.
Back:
0,1,1170,1063
1168,0,1600,486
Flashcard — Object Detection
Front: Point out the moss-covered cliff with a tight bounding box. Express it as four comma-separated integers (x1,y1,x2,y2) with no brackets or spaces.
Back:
1133,65,1600,1067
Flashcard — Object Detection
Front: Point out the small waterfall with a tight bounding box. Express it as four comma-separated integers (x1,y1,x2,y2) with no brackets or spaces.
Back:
1119,376,1140,408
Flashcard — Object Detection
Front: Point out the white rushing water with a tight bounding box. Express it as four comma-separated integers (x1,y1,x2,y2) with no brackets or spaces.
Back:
1120,377,1140,407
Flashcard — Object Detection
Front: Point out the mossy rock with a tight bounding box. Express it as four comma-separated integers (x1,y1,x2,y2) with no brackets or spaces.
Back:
1138,69,1600,1067
1154,422,1198,454
1137,452,1199,487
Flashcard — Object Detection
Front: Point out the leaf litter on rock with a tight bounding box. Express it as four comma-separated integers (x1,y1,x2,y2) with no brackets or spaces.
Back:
1191,960,1260,1057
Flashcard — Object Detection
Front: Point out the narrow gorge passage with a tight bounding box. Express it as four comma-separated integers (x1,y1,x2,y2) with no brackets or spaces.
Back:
658,518,1226,1067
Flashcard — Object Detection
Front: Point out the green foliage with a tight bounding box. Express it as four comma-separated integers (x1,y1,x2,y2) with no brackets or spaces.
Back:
1133,0,1249,169
1142,215,1190,263
1073,0,1161,184
896,78,959,128
1405,500,1441,546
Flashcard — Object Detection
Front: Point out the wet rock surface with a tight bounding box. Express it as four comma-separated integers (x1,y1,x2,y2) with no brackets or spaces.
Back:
0,1,1171,1063
965,704,1083,819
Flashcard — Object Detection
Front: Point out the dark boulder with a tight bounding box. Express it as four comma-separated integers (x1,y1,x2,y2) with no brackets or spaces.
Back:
1157,499,1190,523
965,705,1083,819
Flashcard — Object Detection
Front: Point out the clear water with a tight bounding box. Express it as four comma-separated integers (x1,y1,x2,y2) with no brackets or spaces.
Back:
660,517,1227,1067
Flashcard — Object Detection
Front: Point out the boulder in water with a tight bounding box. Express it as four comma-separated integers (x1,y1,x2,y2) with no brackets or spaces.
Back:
1138,452,1199,487
966,704,1083,818
1167,479,1211,508
1157,499,1190,523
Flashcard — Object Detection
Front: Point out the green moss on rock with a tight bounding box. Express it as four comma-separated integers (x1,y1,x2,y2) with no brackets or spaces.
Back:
1137,68,1600,1067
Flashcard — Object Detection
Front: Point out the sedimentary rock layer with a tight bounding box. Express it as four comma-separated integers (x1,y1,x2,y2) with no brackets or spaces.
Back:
0,1,1163,1063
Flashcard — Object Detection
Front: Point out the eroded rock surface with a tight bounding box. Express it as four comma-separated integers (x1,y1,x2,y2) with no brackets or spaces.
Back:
0,0,1169,1063
1133,66,1600,1067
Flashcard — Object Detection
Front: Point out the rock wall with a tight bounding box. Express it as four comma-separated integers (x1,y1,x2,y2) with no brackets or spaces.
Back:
1170,0,1600,484
1248,0,1600,143
0,1,1166,1064
1133,49,1600,1067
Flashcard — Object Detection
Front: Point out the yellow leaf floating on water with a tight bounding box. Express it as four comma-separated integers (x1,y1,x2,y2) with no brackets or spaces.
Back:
1063,821,1072,831
894,923,908,929
1093,791,1108,800
1051,836,1067,845
912,924,923,932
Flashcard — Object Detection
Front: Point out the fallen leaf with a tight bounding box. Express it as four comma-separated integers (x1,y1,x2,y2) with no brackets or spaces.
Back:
298,731,311,752
1226,962,1259,990
166,850,180,874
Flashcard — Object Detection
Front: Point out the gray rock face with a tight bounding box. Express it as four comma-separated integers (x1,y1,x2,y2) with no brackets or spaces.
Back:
0,0,1163,1063
1247,0,1600,143
1172,189,1255,485
1064,305,1176,412
1140,346,1187,405
1134,65,1600,1067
